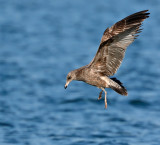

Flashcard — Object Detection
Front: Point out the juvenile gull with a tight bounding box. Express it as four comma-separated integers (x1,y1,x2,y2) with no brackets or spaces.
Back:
64,10,150,108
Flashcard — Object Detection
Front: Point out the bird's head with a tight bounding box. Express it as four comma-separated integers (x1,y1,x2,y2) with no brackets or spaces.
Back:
64,70,76,89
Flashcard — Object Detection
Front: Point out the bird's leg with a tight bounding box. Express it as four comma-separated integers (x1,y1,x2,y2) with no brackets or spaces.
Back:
101,88,107,109
98,90,103,100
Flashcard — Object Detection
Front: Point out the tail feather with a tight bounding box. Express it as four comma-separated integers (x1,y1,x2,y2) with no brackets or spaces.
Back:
110,78,128,96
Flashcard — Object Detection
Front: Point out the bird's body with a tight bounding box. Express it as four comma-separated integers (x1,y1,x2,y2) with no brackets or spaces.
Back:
70,66,115,89
65,10,150,108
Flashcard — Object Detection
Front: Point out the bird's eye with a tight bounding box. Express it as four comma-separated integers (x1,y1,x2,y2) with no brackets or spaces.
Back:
68,76,71,80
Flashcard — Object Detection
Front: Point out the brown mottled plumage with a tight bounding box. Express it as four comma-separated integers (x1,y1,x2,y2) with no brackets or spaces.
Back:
65,10,150,109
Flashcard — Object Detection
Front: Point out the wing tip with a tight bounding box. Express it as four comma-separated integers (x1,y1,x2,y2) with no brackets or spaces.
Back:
125,10,150,27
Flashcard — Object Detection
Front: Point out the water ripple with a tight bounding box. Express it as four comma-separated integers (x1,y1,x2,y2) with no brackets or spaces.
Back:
0,1,159,145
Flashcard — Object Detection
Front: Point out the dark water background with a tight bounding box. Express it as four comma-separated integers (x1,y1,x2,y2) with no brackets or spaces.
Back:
0,0,160,145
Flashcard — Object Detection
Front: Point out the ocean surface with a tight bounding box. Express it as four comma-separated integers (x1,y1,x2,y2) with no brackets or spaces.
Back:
0,0,160,145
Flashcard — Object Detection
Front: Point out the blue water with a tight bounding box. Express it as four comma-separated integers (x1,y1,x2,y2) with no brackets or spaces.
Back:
0,0,160,145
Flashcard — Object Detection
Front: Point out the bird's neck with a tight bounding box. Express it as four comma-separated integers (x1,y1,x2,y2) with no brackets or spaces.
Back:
74,66,86,81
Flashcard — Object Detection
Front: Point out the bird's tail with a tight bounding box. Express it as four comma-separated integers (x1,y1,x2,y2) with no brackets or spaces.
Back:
109,78,128,96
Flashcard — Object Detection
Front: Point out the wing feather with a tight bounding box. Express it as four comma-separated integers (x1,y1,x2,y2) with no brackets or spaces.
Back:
88,10,149,76
100,10,149,44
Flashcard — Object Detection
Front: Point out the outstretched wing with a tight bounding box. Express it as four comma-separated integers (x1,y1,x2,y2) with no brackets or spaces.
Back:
88,10,150,76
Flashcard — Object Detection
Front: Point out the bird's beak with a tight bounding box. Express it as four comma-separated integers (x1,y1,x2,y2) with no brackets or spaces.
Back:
64,81,70,89
64,84,67,89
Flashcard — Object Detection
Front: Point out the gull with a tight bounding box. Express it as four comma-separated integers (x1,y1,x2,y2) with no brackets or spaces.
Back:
64,10,150,108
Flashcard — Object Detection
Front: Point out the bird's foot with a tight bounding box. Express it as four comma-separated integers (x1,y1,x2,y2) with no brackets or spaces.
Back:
98,90,103,100
105,101,107,109
98,95,102,100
